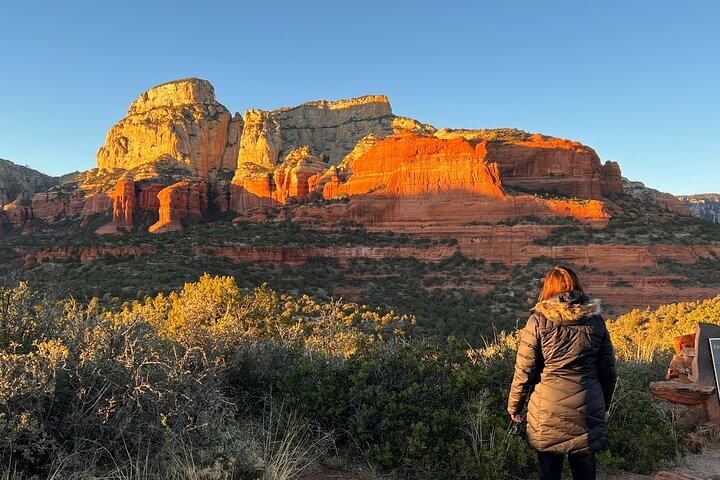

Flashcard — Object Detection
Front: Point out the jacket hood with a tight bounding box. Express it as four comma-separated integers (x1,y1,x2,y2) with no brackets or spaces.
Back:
532,290,601,324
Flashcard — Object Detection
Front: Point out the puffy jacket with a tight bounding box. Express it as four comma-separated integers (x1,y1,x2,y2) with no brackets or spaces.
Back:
507,290,617,454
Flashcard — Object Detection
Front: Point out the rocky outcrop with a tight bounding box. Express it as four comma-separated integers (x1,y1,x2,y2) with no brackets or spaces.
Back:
1,159,63,230
323,134,505,199
95,173,136,234
678,193,720,223
435,129,623,199
0,158,60,206
623,178,691,214
230,146,328,211
283,134,610,226
96,78,241,180
236,110,282,168
149,181,207,233
271,95,394,166
229,95,436,210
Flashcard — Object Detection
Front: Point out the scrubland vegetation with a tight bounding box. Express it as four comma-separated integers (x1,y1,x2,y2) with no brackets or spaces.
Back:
3,275,718,479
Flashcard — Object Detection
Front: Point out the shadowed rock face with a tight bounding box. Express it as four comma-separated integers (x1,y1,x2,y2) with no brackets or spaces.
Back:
0,159,60,206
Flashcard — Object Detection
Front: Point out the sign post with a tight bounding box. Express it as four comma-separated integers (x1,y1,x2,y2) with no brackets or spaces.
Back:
710,338,720,402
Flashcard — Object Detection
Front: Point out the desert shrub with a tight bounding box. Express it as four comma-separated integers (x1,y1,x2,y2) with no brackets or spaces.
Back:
599,360,684,473
0,276,695,478
608,294,720,361
0,339,68,469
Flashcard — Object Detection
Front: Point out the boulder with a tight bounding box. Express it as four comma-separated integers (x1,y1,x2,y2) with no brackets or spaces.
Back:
650,381,715,406
675,333,697,354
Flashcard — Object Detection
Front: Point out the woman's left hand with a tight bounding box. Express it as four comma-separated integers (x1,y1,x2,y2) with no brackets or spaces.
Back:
510,413,523,423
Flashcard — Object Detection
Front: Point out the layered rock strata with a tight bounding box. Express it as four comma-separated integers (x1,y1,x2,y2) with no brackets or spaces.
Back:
435,129,623,199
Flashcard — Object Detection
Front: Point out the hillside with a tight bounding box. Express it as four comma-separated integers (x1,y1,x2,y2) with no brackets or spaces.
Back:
0,158,61,205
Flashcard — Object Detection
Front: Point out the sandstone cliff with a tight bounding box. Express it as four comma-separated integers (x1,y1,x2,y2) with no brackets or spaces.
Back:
96,78,241,180
283,133,610,227
3,78,691,237
229,95,435,211
435,129,623,199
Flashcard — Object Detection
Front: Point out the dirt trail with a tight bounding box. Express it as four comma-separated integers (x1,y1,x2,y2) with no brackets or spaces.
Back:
604,443,720,480
301,444,720,480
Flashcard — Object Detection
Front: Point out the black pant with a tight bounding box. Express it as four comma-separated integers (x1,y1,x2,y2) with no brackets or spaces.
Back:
538,451,596,480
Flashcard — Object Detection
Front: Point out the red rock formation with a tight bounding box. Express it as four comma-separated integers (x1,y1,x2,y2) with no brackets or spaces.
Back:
434,129,623,199
136,183,165,211
97,78,241,179
2,200,32,227
80,192,113,216
96,174,136,234
271,134,607,227
149,181,207,233
229,147,327,211
111,174,136,228
488,135,620,199
323,134,506,199
23,246,157,267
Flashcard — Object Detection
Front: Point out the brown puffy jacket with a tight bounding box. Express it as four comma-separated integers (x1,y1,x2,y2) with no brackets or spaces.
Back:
507,290,617,454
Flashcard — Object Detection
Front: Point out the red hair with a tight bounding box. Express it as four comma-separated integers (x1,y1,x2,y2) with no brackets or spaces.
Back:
538,266,584,301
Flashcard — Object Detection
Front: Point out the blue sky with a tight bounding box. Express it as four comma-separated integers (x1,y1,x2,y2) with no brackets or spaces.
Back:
1,0,718,194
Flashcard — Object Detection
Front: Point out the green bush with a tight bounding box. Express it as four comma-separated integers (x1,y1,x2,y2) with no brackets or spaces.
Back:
0,276,691,478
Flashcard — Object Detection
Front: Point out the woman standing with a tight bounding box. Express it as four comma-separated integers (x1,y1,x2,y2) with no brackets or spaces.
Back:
507,266,617,480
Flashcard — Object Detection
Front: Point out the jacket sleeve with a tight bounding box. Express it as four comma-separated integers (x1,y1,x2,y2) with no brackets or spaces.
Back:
507,315,543,416
596,319,617,411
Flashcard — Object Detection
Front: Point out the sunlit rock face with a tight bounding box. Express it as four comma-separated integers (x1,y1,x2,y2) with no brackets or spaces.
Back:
5,79,633,234
229,95,435,211
230,146,328,211
96,78,241,180
299,133,610,227
149,181,207,233
434,129,623,199
95,173,136,235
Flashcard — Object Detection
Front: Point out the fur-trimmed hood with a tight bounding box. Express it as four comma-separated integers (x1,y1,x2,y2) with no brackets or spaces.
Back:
532,290,601,324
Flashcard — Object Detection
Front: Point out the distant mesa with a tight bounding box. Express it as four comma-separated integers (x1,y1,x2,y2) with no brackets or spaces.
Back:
678,193,720,223
0,77,694,235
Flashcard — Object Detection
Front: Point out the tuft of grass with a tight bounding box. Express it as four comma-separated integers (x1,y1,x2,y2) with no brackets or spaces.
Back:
255,398,334,480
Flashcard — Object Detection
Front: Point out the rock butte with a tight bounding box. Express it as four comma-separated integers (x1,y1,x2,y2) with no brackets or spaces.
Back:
3,77,715,315
2,77,646,233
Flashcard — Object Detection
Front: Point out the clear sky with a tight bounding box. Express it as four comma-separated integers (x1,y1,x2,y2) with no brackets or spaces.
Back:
1,0,718,195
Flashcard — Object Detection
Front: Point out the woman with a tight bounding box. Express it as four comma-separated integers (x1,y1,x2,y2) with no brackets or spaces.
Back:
507,266,617,480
